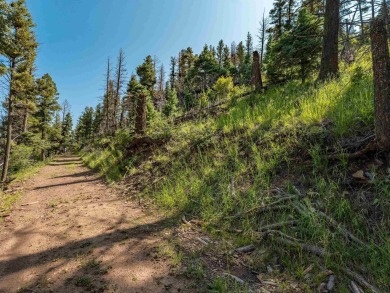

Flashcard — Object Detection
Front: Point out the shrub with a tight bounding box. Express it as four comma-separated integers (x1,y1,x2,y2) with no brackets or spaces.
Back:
213,76,234,101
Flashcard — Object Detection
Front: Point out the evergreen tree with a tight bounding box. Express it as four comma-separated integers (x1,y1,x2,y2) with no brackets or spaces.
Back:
126,74,143,128
216,39,225,68
137,55,156,92
169,56,177,90
35,73,60,160
62,112,73,137
75,107,94,144
0,0,37,181
163,87,179,117
266,8,322,83
92,104,101,139
236,41,245,65
245,32,253,56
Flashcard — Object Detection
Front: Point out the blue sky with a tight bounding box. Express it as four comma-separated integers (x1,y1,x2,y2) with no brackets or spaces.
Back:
26,0,273,121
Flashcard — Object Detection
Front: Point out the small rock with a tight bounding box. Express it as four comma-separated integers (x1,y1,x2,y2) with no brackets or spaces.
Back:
327,275,335,291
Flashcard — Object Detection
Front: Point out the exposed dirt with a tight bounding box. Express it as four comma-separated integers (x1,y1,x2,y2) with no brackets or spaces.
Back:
0,156,194,293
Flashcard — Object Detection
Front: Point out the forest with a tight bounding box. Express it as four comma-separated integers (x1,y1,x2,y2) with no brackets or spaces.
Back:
1,0,390,292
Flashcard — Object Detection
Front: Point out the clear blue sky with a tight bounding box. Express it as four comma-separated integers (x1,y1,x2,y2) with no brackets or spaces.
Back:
26,0,273,121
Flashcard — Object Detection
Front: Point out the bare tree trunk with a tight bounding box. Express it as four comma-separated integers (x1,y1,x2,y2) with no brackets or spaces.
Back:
1,98,13,183
114,49,125,132
104,58,110,134
259,11,268,71
370,18,390,150
251,51,263,91
135,93,147,135
318,0,340,81
358,0,365,41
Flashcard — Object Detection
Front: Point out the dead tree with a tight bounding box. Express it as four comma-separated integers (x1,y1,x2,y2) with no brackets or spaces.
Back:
370,18,390,150
114,49,126,132
251,51,263,91
258,11,269,71
318,0,340,81
135,92,147,135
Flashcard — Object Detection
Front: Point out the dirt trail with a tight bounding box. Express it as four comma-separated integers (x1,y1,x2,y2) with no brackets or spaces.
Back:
0,156,191,293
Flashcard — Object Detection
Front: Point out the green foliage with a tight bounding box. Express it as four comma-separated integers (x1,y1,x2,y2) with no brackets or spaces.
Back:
212,76,234,101
136,55,156,90
266,8,322,83
35,73,61,141
163,87,179,117
75,106,94,145
9,143,33,173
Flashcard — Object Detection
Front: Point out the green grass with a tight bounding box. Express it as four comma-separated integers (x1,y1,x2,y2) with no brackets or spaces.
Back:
1,160,48,223
11,161,46,182
79,53,389,291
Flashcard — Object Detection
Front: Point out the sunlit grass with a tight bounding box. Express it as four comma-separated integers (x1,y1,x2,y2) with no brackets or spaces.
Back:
79,53,389,289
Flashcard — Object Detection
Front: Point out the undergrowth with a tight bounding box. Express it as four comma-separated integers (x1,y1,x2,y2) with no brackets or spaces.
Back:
81,54,390,291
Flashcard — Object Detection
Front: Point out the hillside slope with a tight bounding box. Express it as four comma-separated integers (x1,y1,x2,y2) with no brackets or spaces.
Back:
82,56,389,292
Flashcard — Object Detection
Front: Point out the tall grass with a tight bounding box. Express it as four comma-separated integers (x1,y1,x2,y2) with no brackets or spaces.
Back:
81,55,389,290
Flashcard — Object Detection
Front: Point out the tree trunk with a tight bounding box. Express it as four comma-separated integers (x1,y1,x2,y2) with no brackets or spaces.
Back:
135,93,147,135
318,0,340,81
370,18,390,150
1,98,13,183
1,59,15,183
251,51,263,91
358,0,365,42
22,109,28,132
105,59,110,134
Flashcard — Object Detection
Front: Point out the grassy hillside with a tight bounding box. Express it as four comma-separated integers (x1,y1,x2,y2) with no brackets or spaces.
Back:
82,55,390,292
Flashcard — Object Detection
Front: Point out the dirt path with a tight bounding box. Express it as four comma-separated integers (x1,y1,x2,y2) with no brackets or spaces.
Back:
0,156,192,293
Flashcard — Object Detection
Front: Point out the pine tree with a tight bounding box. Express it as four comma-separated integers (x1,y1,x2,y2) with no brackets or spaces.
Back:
126,75,143,128
236,42,245,66
169,56,177,90
217,39,225,68
137,55,156,92
0,0,38,181
62,112,73,138
245,32,253,57
35,73,60,160
163,87,179,117
266,8,322,83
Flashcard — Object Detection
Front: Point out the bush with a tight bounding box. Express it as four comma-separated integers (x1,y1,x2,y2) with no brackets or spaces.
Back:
212,76,234,101
9,144,34,174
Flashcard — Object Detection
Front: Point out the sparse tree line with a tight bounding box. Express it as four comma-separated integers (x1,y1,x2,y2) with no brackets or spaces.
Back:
0,0,73,183
75,0,390,151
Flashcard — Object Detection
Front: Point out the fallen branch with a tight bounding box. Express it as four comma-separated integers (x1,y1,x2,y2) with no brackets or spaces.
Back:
329,140,378,160
349,281,362,293
259,220,297,231
292,202,370,249
221,272,245,285
265,230,327,257
264,228,380,292
235,244,256,253
342,268,381,293
316,210,370,249
228,195,298,219
21,201,39,206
